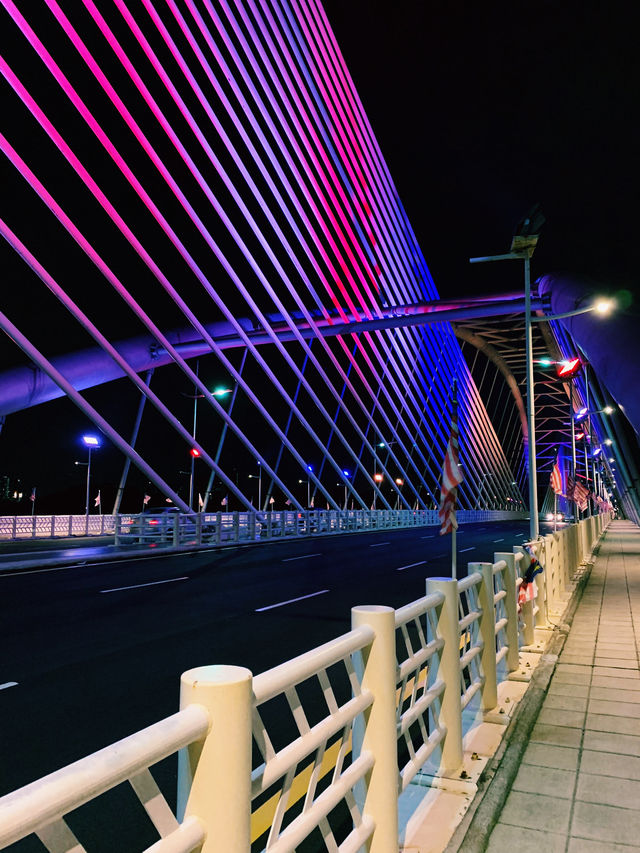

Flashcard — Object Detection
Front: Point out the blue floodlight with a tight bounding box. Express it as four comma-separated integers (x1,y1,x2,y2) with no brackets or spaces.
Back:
82,434,100,447
307,464,313,472
342,469,351,477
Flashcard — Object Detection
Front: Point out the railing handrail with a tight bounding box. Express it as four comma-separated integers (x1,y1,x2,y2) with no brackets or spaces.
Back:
0,705,209,848
394,590,444,627
253,624,374,706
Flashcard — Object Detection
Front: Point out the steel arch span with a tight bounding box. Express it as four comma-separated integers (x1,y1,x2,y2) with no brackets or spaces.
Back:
0,0,522,515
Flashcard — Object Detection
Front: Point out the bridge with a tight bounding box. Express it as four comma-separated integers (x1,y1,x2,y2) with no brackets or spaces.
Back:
1,1,639,851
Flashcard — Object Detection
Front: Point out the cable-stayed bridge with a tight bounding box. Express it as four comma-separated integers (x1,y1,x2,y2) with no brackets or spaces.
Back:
0,0,634,522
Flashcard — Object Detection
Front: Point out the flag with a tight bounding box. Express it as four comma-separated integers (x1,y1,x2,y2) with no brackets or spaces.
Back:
221,495,228,506
143,494,151,505
550,454,563,495
438,407,464,535
310,496,314,508
269,496,275,504
285,498,291,506
573,478,590,511
94,491,101,507
198,493,204,508
29,487,36,502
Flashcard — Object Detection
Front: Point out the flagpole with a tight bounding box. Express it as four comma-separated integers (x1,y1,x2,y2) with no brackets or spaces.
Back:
451,380,458,580
554,492,557,533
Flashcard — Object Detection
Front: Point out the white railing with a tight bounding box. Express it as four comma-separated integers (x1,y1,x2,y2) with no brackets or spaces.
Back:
0,514,116,539
0,508,528,542
0,514,610,852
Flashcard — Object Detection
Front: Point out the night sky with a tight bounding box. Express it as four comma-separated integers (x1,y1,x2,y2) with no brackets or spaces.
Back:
323,0,640,300
1,0,638,511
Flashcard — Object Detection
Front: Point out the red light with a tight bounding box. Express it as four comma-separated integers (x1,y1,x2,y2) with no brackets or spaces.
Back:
190,448,201,458
556,357,581,378
148,519,159,525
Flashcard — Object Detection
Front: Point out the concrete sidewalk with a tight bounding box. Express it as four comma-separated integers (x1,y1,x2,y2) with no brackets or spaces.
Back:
478,519,640,852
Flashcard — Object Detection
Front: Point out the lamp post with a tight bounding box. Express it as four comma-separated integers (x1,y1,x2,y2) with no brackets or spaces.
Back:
342,469,351,510
80,434,100,517
299,479,310,509
248,462,262,510
373,472,383,508
469,208,614,539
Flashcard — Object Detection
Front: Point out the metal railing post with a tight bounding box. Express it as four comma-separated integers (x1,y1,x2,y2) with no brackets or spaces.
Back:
172,515,180,547
351,605,398,853
178,665,252,852
470,562,498,712
494,553,519,672
425,577,464,774
196,513,203,545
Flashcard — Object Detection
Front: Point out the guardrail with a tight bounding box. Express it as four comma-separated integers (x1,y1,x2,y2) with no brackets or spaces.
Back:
0,508,528,543
0,513,610,852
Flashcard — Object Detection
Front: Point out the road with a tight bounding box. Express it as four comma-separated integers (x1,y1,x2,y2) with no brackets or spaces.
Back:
1,520,533,851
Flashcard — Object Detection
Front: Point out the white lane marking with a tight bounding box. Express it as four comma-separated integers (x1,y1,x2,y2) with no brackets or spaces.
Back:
396,560,427,572
477,527,486,531
256,589,329,612
100,577,188,593
281,553,322,562
459,547,476,553
435,553,446,558
493,539,505,543
421,535,436,539
0,682,18,690
369,542,390,547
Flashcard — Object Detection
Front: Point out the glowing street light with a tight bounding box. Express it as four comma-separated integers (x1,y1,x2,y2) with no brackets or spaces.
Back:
80,434,100,517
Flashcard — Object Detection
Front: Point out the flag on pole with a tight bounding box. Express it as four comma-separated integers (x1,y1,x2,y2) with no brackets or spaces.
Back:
550,454,563,495
198,493,204,509
285,498,291,506
29,487,36,502
310,496,314,508
269,496,275,505
221,495,228,506
438,403,464,535
94,491,101,507
143,494,151,505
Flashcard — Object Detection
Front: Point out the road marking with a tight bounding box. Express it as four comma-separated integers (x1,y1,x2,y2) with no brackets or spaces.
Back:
435,553,446,558
477,527,486,531
396,560,427,572
459,547,476,553
493,539,504,543
256,589,329,612
369,542,390,547
100,577,188,593
0,682,18,690
281,553,322,562
421,535,436,539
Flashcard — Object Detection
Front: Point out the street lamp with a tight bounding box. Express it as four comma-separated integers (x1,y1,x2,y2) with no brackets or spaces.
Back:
248,461,262,509
299,478,310,508
342,469,351,510
80,434,100,517
373,472,383,509
394,477,404,510
469,207,613,539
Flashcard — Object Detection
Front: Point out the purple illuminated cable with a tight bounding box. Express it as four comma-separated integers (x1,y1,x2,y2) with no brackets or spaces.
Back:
91,0,438,504
96,0,405,497
146,0,430,472
8,0,350,501
0,54,305,508
0,211,263,511
176,0,372,321
0,305,192,513
8,3,353,509
75,9,389,506
212,0,382,308
282,0,424,306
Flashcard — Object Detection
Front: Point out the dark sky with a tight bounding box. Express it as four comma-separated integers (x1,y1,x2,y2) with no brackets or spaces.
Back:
323,0,640,300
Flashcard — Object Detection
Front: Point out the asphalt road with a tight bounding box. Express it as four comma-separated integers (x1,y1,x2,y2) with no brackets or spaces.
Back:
1,519,534,851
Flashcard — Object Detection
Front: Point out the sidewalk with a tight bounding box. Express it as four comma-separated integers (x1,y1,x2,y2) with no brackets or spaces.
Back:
467,519,640,852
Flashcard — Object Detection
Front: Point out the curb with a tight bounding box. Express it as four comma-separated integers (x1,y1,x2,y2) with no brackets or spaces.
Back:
444,539,602,853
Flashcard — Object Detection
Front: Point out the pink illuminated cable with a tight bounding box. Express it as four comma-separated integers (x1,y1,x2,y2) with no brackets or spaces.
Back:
3,1,375,509
98,0,405,500
77,1,395,505
132,1,436,500
187,0,447,485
